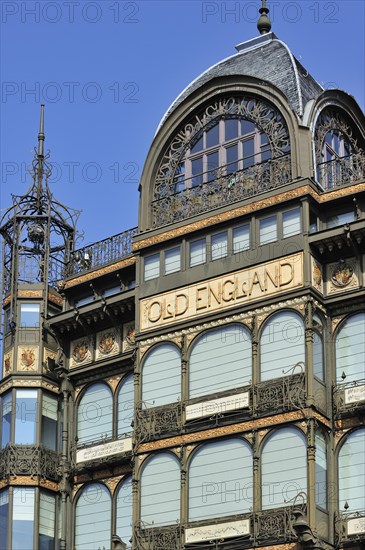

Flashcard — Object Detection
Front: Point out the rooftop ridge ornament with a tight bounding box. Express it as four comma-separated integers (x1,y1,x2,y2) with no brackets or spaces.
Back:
36,104,45,210
257,0,272,35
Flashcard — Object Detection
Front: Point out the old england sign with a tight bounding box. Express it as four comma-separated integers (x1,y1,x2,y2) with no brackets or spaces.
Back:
140,252,303,331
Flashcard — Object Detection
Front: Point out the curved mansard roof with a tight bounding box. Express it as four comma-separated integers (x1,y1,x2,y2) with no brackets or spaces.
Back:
158,32,323,130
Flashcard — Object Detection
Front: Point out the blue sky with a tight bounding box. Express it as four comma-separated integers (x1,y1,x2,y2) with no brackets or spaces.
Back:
1,0,364,247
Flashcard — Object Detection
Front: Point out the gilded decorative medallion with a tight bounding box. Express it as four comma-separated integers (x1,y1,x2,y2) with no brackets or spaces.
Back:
18,347,37,371
331,260,353,288
98,332,116,355
96,329,120,360
70,338,92,368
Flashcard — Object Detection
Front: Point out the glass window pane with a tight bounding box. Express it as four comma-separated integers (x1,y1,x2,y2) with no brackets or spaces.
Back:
225,119,239,141
141,453,180,526
12,488,35,550
339,429,365,511
189,325,252,399
41,394,58,451
327,211,355,229
20,304,40,328
233,225,250,253
211,232,228,260
102,286,120,298
190,239,206,267
189,439,252,521
205,123,219,148
226,144,238,174
173,163,185,193
315,432,327,509
260,215,277,245
1,393,12,448
261,311,305,381
77,384,112,445
262,428,307,509
243,138,255,168
206,152,219,182
191,158,203,187
313,331,324,380
191,134,203,154
283,208,301,238
117,374,134,438
116,478,132,548
75,483,111,550
39,492,56,550
164,247,181,275
15,390,37,445
144,254,160,281
0,489,9,550
241,120,256,135
142,344,181,407
336,313,365,383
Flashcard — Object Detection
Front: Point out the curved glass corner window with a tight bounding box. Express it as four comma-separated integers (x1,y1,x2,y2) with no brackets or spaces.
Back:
116,477,132,548
12,487,35,550
20,303,40,327
144,253,160,281
315,431,327,509
189,438,252,521
75,483,111,550
335,312,365,383
39,491,56,550
260,311,305,381
282,207,301,238
142,344,181,408
338,429,365,511
189,324,252,399
41,393,58,451
262,427,307,509
1,393,12,448
77,383,112,445
0,489,9,550
140,453,180,527
15,390,37,445
117,374,134,438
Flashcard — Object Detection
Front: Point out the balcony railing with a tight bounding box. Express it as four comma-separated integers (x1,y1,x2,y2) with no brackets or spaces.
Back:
335,510,365,546
133,523,182,550
66,226,138,277
0,444,60,481
152,154,291,228
333,379,365,417
317,151,365,190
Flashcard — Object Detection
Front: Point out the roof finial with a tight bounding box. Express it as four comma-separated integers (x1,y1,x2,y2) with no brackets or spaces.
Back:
38,104,45,159
257,0,272,35
36,104,45,209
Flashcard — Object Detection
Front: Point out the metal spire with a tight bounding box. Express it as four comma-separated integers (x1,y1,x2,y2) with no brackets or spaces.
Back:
36,104,45,211
257,0,272,35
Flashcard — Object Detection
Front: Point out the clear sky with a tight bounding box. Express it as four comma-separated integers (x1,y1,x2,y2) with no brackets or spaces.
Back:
1,0,364,247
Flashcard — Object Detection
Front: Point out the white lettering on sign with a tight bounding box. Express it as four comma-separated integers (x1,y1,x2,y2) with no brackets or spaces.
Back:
186,392,249,420
76,438,132,463
348,517,365,535
345,385,365,404
185,519,250,543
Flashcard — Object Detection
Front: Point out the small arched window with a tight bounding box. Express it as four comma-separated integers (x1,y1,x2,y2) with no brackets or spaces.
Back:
140,453,181,526
260,311,305,381
189,438,252,521
117,374,134,438
335,313,365,383
141,344,181,408
338,429,365,511
261,427,307,509
189,324,252,399
77,384,112,445
75,483,111,550
116,477,132,548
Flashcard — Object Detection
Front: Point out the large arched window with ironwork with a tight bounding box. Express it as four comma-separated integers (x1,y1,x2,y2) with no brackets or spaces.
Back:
189,324,252,399
77,383,113,446
189,438,252,521
117,374,134,438
141,344,181,408
314,108,365,189
116,477,132,548
153,95,291,226
335,312,365,383
74,483,111,550
338,429,365,511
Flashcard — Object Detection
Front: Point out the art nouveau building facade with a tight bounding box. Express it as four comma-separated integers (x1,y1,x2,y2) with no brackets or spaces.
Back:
1,14,365,550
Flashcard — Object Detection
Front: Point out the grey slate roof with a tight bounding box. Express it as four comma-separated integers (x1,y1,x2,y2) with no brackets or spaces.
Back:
158,33,323,130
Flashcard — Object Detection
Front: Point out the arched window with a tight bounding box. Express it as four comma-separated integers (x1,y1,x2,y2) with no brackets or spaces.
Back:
116,477,132,548
260,311,305,381
77,384,112,445
189,438,252,521
117,375,134,438
335,313,365,383
338,429,365,511
75,483,111,550
261,427,307,509
315,431,327,509
189,324,252,399
141,344,181,408
140,453,180,526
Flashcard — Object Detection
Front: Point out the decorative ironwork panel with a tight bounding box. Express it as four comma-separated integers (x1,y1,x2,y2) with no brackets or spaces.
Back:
0,444,60,481
335,510,365,546
255,504,306,543
67,226,138,276
317,151,365,190
135,402,183,444
152,154,291,228
333,380,365,417
133,524,182,550
255,372,306,416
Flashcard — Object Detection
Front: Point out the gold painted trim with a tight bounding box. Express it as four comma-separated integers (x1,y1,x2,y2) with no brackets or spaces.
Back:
63,256,136,289
0,378,59,396
133,182,365,251
0,477,59,491
3,290,62,307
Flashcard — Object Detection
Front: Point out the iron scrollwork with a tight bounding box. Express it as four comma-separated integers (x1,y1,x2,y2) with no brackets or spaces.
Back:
0,444,60,481
255,371,306,415
133,523,182,550
134,402,183,445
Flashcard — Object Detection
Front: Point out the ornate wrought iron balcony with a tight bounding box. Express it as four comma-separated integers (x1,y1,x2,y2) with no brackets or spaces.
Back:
133,523,182,550
255,372,306,415
335,510,365,547
152,154,291,228
66,227,138,277
317,151,365,190
333,379,365,417
0,444,60,481
135,402,183,445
